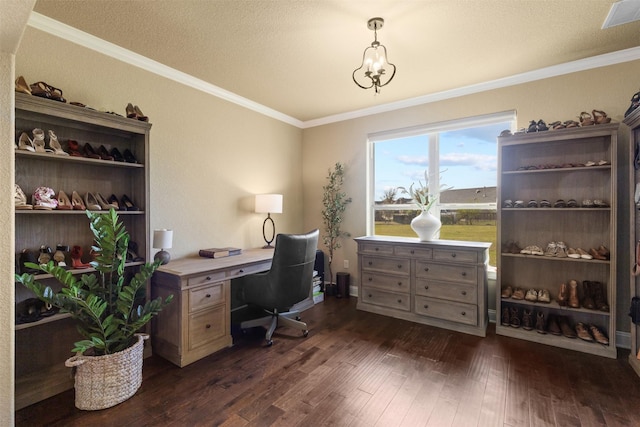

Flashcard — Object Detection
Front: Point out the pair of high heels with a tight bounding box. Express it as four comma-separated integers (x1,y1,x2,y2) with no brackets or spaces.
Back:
17,129,68,156
126,103,148,122
29,81,66,103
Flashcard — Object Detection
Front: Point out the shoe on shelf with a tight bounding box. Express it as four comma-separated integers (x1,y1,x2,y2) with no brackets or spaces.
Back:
558,316,577,338
575,248,593,260
537,289,551,303
547,315,561,336
83,143,101,159
15,76,31,95
134,105,148,122
15,184,32,210
110,147,125,162
557,282,568,306
67,140,83,157
589,248,607,260
126,103,137,118
98,145,114,161
589,325,609,346
71,245,91,269
71,191,86,210
37,245,52,265
510,307,520,328
567,248,581,259
108,194,122,210
535,311,546,334
84,192,102,210
511,287,525,300
501,307,510,326
501,285,513,298
524,289,538,302
53,244,69,267
579,112,594,126
17,132,36,152
591,281,609,312
597,245,610,260
48,130,69,156
592,109,612,124
96,192,118,210
33,187,58,210
582,281,595,310
19,249,39,274
32,128,51,153
544,242,557,256
522,309,534,330
121,194,139,211
575,322,594,342
123,149,138,163
555,242,568,258
56,190,72,210
568,280,580,308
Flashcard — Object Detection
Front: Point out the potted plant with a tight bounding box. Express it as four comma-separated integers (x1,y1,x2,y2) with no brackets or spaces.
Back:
321,162,352,295
15,209,173,410
398,170,449,241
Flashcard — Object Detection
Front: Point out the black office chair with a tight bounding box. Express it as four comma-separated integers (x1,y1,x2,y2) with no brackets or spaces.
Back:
238,229,319,346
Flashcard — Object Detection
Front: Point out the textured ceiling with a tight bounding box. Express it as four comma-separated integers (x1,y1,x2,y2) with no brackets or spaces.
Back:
32,0,640,122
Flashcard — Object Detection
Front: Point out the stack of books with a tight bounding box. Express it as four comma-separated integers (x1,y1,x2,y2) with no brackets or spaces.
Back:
198,247,242,259
312,270,324,303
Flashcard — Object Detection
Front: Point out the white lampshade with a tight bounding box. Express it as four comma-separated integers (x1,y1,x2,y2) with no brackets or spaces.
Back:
153,229,173,249
255,194,283,214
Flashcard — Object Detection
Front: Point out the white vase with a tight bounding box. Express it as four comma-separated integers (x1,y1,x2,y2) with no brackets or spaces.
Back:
411,211,441,241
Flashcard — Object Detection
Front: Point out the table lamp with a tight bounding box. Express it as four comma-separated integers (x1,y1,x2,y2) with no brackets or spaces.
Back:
153,229,173,265
255,194,283,248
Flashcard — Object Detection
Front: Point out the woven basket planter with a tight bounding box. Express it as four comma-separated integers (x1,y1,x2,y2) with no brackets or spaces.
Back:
65,333,148,410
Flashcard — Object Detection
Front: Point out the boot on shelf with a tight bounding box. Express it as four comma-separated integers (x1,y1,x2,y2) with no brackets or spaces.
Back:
71,245,91,269
591,281,609,312
582,281,595,310
557,282,568,306
568,280,580,308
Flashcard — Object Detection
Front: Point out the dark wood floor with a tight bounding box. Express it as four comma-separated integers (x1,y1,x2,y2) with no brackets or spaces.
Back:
16,296,640,426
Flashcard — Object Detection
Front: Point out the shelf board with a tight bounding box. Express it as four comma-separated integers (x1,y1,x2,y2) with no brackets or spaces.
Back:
501,207,610,211
15,150,144,168
15,312,72,331
502,165,610,175
15,209,145,215
15,261,146,281
500,297,611,316
495,324,616,358
500,253,610,264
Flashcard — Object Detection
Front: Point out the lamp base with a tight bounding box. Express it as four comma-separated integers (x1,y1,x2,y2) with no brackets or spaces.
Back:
154,250,171,265
262,244,274,249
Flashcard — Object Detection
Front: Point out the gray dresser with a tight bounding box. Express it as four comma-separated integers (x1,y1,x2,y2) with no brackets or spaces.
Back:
355,236,491,337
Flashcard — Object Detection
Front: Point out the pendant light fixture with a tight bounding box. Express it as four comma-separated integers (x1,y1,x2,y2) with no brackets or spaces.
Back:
352,17,396,94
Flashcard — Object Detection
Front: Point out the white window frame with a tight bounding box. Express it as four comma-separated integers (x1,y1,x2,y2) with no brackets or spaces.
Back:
366,110,516,236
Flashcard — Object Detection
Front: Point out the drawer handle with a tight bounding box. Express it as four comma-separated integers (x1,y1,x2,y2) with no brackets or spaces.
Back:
410,250,415,254
461,272,466,277
424,285,429,290
397,264,402,269
375,247,379,251
368,261,373,266
397,282,402,286
423,304,429,309
424,267,429,272
368,277,373,281
368,293,373,298
451,253,457,258
206,276,211,281
205,294,211,298
206,324,211,329
461,311,466,316
239,269,244,273
461,291,467,296
397,299,402,303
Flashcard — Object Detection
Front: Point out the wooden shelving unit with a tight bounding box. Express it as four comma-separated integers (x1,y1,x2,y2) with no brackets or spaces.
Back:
496,123,618,359
13,92,151,409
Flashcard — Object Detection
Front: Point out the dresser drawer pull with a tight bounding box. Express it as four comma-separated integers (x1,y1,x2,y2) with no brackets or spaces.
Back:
461,272,466,277
423,304,428,309
369,294,373,298
397,299,402,303
424,267,429,272
375,247,379,251
205,294,211,298
206,324,211,329
397,264,402,269
206,276,211,281
239,269,244,273
451,253,457,258
368,261,373,266
368,277,373,281
410,250,415,254
424,285,429,290
461,291,467,296
397,282,402,286
461,311,466,316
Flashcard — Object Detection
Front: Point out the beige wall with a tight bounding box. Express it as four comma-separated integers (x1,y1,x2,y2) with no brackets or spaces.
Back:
302,61,640,332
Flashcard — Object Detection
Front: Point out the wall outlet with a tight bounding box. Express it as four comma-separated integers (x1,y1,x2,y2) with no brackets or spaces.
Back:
343,259,349,269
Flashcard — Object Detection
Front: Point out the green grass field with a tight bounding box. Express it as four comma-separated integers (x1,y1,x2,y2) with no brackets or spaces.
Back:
375,222,497,266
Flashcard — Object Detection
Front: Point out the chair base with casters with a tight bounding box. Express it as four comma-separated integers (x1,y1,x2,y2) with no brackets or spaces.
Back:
240,308,309,346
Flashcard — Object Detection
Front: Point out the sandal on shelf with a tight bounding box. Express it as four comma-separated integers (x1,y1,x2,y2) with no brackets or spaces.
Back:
579,112,594,126
15,76,31,95
513,200,524,208
553,199,566,208
536,120,548,131
503,199,513,208
17,132,35,152
499,129,512,137
33,187,58,210
564,120,580,128
32,128,51,153
544,242,557,257
29,81,51,99
526,120,538,133
48,130,68,156
67,140,83,157
56,190,72,210
527,200,538,208
593,199,610,208
566,199,579,207
15,184,32,210
539,199,551,208
592,109,611,124
625,91,640,118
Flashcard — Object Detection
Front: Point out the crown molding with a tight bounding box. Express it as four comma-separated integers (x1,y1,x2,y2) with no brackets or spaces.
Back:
27,12,304,128
28,12,640,130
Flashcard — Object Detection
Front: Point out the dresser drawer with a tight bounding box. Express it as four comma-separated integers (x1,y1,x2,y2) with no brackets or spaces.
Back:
187,271,226,287
415,261,476,285
361,256,410,275
433,249,477,264
361,272,410,293
188,305,226,350
394,245,432,259
189,282,225,312
414,296,477,326
227,261,271,279
361,287,410,311
415,279,477,304
359,243,394,255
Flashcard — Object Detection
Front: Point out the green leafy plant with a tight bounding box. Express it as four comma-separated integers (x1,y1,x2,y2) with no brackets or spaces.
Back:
15,209,173,355
321,162,352,285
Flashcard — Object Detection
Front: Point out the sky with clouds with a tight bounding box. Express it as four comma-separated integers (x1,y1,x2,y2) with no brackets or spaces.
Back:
374,121,509,201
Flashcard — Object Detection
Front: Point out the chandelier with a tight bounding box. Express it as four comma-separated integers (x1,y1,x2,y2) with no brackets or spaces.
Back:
352,17,396,94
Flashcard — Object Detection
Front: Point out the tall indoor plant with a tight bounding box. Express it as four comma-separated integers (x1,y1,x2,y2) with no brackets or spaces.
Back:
321,162,352,291
15,208,173,409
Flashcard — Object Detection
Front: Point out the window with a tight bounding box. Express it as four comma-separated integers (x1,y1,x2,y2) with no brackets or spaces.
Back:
368,111,516,266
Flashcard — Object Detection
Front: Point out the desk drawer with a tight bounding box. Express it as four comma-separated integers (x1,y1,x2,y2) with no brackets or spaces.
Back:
394,245,432,259
433,249,477,264
359,243,394,255
361,272,410,293
189,282,225,312
414,296,477,326
187,271,226,287
361,287,410,311
361,256,410,275
415,279,477,304
227,261,271,279
415,261,476,285
188,306,226,350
